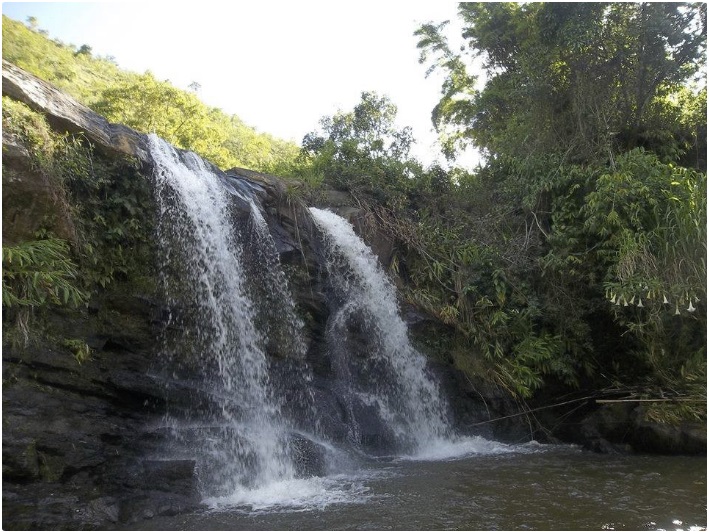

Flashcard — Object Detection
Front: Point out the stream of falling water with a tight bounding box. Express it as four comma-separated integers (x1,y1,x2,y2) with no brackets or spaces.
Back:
149,134,297,501
309,207,454,455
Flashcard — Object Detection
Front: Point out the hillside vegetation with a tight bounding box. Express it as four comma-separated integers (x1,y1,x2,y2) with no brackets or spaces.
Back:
2,15,300,173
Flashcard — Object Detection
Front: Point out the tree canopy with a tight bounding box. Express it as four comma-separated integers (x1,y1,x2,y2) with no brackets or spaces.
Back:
417,2,706,166
401,2,707,406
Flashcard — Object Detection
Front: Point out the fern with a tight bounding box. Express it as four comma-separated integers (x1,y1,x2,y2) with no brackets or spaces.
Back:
2,238,88,310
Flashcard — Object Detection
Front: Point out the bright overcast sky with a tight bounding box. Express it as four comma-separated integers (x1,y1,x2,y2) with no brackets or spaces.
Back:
3,1,481,167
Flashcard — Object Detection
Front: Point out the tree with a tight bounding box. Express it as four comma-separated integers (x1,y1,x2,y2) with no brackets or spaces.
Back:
75,44,92,57
412,2,707,408
301,91,421,203
417,2,707,165
92,72,235,167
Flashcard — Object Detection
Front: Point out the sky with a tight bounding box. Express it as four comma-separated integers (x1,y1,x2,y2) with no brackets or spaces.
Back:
2,1,481,167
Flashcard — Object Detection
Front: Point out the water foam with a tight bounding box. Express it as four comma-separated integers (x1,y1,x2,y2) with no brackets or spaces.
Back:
402,435,519,461
204,475,372,512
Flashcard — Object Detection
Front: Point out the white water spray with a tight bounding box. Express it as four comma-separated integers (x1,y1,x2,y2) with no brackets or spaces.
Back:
149,134,296,498
309,208,453,454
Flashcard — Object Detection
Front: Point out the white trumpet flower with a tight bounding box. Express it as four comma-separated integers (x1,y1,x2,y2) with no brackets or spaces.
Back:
688,301,696,312
663,295,669,305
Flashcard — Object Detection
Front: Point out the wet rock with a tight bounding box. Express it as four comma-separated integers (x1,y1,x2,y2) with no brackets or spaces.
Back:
288,435,328,478
429,360,533,444
632,408,707,455
118,491,204,524
2,134,78,245
348,401,399,455
84,496,121,525
141,460,198,496
574,403,706,455
2,438,41,482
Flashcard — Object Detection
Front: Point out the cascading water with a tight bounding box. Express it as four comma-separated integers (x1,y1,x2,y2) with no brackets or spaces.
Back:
149,134,297,501
242,199,326,438
309,207,452,455
146,130,507,513
244,199,307,361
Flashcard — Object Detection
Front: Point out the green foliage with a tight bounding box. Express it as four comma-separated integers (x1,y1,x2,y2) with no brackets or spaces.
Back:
2,238,87,309
407,3,707,413
2,15,301,175
92,72,229,165
582,150,706,396
29,125,159,294
300,91,424,207
4,94,156,293
2,96,57,169
417,3,707,165
2,15,125,105
3,81,160,366
2,238,88,345
61,338,92,364
585,149,706,314
371,183,580,398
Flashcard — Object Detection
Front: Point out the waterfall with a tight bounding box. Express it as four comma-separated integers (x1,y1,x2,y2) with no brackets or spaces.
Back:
148,134,297,499
245,199,307,361
309,207,452,455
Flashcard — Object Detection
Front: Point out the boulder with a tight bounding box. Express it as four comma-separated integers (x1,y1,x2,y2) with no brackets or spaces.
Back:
2,59,149,161
573,402,707,455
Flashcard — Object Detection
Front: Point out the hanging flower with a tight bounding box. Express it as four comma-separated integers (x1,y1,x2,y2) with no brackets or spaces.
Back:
629,296,635,305
637,298,643,308
663,295,669,305
675,305,680,315
610,293,617,304
687,301,696,312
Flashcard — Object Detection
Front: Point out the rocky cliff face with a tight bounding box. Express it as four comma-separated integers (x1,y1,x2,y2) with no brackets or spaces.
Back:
3,62,200,528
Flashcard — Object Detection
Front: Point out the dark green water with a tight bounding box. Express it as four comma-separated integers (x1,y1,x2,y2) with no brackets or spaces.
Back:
133,444,706,531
